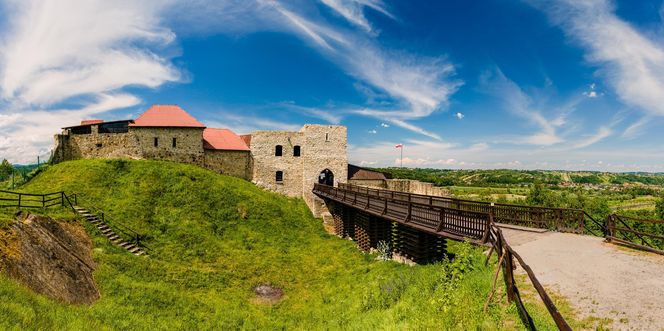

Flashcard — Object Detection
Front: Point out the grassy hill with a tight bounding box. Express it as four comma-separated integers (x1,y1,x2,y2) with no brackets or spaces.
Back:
0,159,566,330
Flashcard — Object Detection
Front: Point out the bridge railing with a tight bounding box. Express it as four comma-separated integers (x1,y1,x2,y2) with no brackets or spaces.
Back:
314,183,492,243
606,214,664,255
488,225,572,330
339,183,586,233
316,183,572,330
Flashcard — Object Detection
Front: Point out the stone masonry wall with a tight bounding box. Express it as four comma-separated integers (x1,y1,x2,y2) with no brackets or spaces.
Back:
385,179,450,197
250,131,304,197
53,126,141,163
131,127,205,165
301,125,348,216
204,150,252,180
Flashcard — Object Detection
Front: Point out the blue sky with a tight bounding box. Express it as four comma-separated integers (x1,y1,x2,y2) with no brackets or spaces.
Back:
0,0,663,171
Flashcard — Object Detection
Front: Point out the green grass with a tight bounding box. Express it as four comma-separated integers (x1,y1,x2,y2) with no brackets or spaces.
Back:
0,159,562,330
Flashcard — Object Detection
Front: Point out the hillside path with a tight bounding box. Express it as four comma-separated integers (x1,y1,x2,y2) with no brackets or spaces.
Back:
501,228,664,331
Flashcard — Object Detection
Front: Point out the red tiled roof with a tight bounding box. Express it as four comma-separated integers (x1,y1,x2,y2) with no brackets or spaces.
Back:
240,134,252,148
203,128,250,151
81,119,103,125
130,105,205,128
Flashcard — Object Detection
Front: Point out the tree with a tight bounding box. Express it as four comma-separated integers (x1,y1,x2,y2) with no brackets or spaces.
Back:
656,193,664,220
0,159,13,181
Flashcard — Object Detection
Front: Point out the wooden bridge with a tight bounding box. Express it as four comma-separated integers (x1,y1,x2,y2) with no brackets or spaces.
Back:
313,183,596,261
313,183,580,329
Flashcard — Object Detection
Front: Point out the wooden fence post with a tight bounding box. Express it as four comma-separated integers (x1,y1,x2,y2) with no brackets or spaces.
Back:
606,215,614,242
18,193,21,208
504,248,516,303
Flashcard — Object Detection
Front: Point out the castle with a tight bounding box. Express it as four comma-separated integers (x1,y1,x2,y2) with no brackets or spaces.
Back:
53,105,348,216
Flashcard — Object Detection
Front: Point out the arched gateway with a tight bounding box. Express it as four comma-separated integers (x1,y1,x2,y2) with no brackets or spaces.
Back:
318,169,334,186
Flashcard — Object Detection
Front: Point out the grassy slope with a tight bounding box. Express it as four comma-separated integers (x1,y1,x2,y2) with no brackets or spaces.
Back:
0,159,561,330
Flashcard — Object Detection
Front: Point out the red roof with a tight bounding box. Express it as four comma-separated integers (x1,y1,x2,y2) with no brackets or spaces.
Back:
81,119,103,125
130,105,205,128
240,134,252,148
203,128,250,151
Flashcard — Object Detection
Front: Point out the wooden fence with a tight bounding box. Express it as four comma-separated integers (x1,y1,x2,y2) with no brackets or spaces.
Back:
606,214,664,255
338,183,602,234
0,189,67,210
315,183,572,330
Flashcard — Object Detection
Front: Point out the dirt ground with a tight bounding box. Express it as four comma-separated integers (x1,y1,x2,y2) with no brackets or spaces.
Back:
501,228,664,331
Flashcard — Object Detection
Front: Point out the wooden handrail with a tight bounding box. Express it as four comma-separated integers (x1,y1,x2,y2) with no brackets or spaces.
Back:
315,183,573,330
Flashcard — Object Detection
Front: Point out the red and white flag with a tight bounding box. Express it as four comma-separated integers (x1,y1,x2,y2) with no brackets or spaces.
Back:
395,144,403,148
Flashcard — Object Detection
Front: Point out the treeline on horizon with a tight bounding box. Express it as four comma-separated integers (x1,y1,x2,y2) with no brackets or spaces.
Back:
374,167,664,187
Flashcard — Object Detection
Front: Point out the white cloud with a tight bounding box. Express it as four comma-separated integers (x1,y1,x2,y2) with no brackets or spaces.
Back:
571,126,611,149
260,1,459,140
320,0,394,33
0,0,179,105
368,129,377,134
455,112,464,119
480,68,567,146
380,122,389,128
530,0,664,116
621,116,651,139
0,94,140,163
207,113,301,135
0,0,183,163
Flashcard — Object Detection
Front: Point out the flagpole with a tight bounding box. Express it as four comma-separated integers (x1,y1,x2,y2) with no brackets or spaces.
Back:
400,145,403,168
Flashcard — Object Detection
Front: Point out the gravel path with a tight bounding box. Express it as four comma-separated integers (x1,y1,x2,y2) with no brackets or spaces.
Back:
501,228,664,330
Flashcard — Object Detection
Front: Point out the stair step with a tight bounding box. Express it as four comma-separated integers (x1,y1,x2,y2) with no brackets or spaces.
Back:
129,247,141,253
108,234,120,240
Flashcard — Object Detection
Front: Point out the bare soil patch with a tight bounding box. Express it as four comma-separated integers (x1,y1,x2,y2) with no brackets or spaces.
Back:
503,228,664,330
252,283,284,305
0,212,99,305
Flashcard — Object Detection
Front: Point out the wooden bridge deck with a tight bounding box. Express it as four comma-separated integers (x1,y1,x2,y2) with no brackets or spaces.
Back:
313,183,491,243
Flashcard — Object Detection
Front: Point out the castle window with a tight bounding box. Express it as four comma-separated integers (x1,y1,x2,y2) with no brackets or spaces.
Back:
154,137,159,147
325,133,329,142
293,145,301,157
275,145,283,156
276,171,283,183
172,138,177,148
96,143,102,148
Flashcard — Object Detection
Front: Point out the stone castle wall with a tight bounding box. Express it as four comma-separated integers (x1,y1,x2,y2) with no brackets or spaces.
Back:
385,179,450,197
54,122,350,218
301,125,347,216
250,131,304,197
53,127,141,163
132,127,205,165
204,150,252,180
348,178,450,197
54,125,207,166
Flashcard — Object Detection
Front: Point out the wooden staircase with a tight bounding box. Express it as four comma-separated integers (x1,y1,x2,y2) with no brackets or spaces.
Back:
73,207,147,256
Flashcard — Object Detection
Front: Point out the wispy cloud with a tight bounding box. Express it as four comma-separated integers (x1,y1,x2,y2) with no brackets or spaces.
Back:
259,1,460,140
572,126,611,149
480,68,568,146
529,0,664,116
0,0,182,163
206,113,301,135
320,0,394,33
